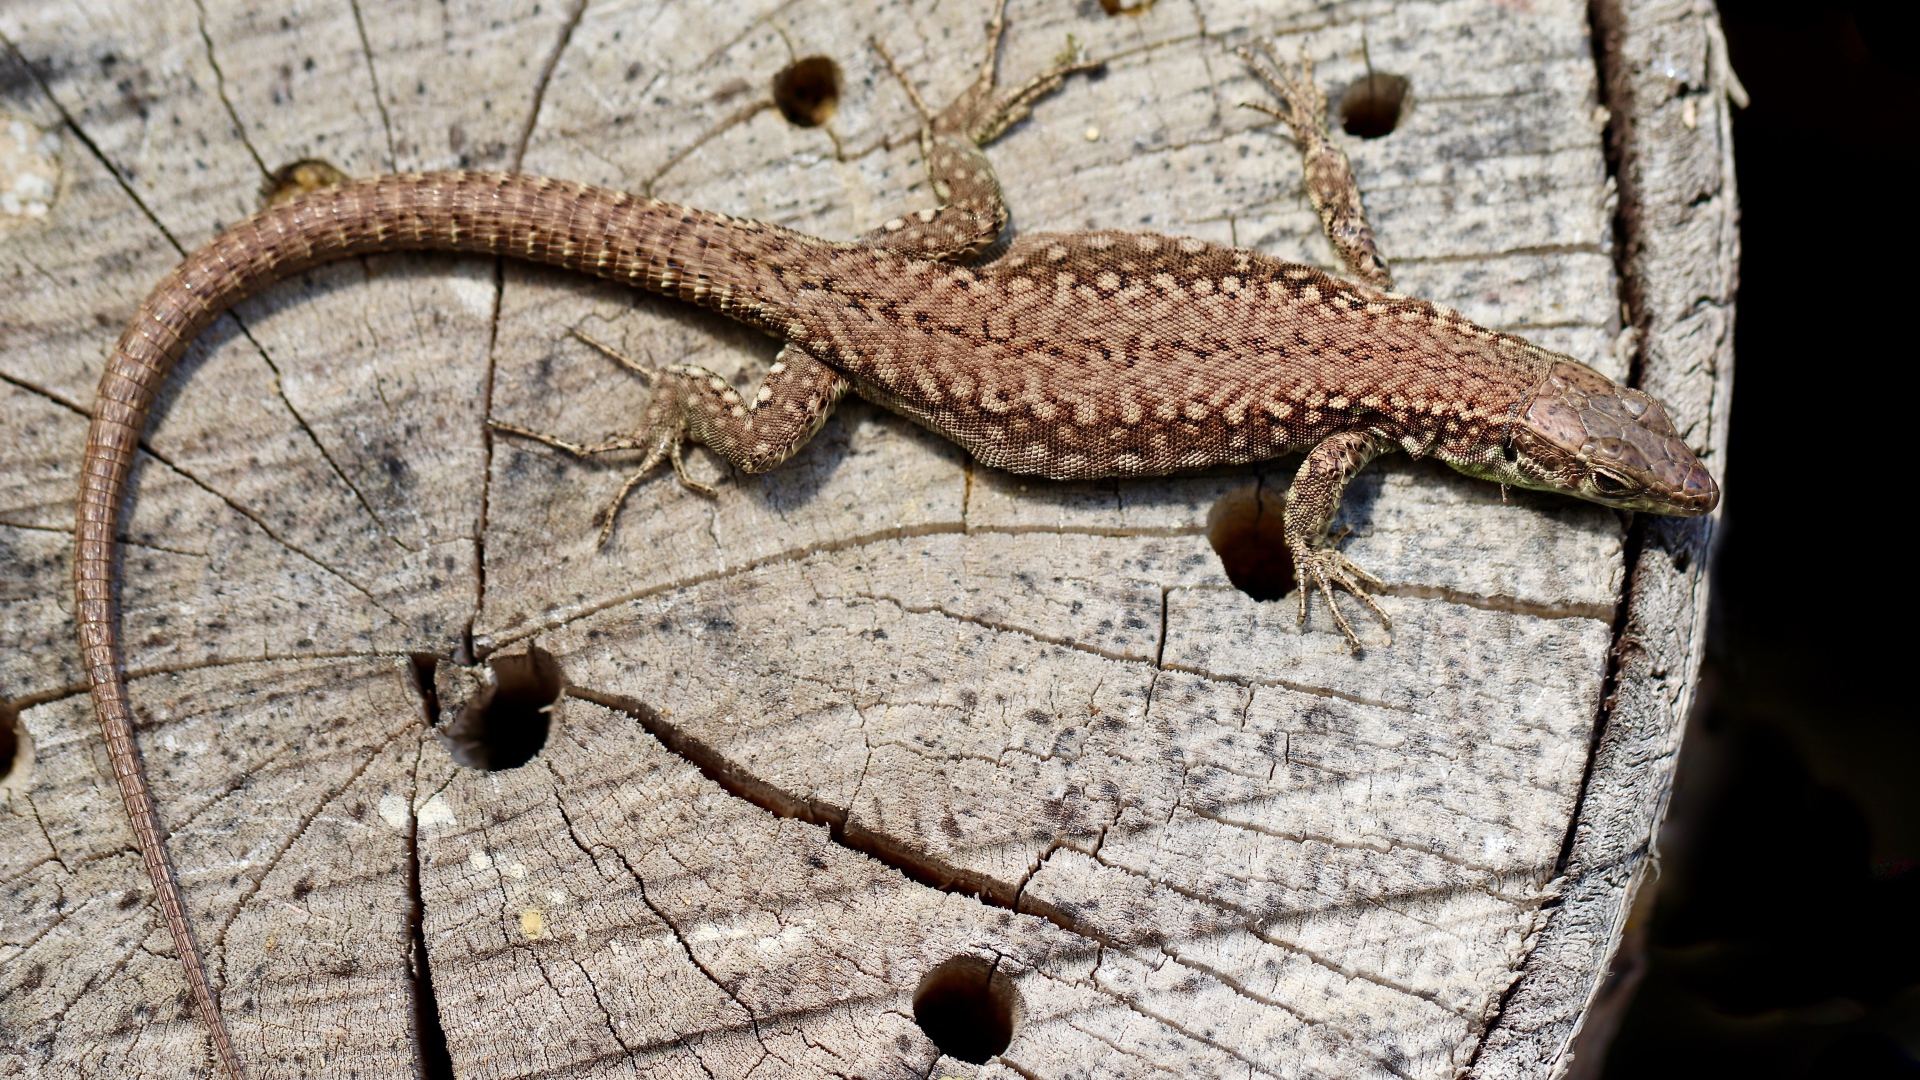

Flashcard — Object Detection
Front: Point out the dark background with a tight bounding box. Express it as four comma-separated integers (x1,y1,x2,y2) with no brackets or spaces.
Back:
1594,2,1918,1076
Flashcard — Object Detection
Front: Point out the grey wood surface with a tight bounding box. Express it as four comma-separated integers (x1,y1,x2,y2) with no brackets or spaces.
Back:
0,0,1736,1076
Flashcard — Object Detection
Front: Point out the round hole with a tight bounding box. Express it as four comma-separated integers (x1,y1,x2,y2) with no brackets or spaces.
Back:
436,647,563,771
1207,483,1295,601
259,158,349,207
771,56,841,128
913,955,1018,1064
1338,72,1410,139
0,698,26,792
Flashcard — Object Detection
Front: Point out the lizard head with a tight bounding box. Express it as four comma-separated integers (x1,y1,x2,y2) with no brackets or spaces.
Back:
1458,361,1719,516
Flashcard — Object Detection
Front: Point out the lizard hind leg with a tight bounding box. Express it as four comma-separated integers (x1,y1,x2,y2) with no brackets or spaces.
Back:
490,335,851,545
866,0,1102,261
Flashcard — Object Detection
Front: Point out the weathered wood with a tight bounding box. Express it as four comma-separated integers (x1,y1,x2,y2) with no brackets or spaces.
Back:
0,0,1733,1077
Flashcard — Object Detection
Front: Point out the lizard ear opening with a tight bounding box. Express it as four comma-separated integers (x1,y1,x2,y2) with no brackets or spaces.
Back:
429,647,564,771
1207,483,1296,602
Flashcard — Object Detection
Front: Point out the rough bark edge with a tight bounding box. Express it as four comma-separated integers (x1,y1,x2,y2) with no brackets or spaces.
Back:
1465,0,1741,1076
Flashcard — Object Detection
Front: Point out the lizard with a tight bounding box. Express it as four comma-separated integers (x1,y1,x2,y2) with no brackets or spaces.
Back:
69,4,1718,1076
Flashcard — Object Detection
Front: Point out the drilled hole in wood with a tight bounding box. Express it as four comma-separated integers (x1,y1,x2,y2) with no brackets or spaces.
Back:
259,158,349,208
1208,484,1295,602
1097,0,1156,14
1339,72,1410,139
913,955,1018,1064
0,699,24,791
437,647,563,771
772,56,841,128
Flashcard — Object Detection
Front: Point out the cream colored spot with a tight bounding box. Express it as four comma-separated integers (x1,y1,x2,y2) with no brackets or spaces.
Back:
1154,400,1180,421
1191,278,1214,295
1301,286,1321,303
1120,398,1144,424
1087,234,1115,250
768,361,788,375
1285,267,1314,280
1365,303,1388,314
1096,271,1120,291
731,405,746,417
1073,399,1099,425
1031,400,1058,421
917,208,938,222
708,377,728,392
884,217,907,231
1151,272,1179,293
1221,276,1242,294
1047,245,1069,262
756,386,773,403
1177,237,1207,254
1432,303,1458,319
1007,276,1034,292
1328,396,1348,409
1183,400,1208,421
1134,235,1159,252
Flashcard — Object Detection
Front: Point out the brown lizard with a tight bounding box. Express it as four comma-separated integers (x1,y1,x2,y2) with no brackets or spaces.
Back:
72,5,1717,1076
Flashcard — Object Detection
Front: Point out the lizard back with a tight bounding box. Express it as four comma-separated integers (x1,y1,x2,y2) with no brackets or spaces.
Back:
788,230,1557,479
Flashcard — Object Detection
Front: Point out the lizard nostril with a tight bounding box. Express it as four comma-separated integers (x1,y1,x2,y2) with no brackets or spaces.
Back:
1339,72,1410,139
428,646,564,771
772,55,842,128
913,955,1019,1064
1208,484,1296,601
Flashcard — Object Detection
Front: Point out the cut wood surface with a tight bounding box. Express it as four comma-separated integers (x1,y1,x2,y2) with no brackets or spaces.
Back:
0,0,1736,1077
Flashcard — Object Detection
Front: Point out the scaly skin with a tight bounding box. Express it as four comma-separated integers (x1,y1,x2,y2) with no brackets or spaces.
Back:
72,5,1715,1075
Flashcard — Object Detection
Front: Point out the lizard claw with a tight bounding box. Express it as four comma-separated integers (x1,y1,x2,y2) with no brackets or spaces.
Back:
1294,546,1391,652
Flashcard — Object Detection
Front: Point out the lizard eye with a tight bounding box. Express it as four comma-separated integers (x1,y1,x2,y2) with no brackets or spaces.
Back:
1590,469,1632,496
1502,442,1518,463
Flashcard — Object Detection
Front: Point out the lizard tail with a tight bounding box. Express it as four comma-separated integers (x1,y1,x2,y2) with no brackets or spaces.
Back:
73,170,807,1078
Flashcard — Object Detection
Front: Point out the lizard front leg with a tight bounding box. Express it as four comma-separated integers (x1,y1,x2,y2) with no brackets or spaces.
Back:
1238,42,1393,291
1287,431,1394,650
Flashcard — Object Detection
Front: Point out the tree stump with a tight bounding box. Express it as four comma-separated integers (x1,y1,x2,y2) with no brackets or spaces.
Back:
0,0,1737,1076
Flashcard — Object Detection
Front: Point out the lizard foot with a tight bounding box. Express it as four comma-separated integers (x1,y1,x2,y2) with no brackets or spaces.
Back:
1294,544,1391,652
487,330,714,547
871,0,1102,149
1235,40,1327,146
